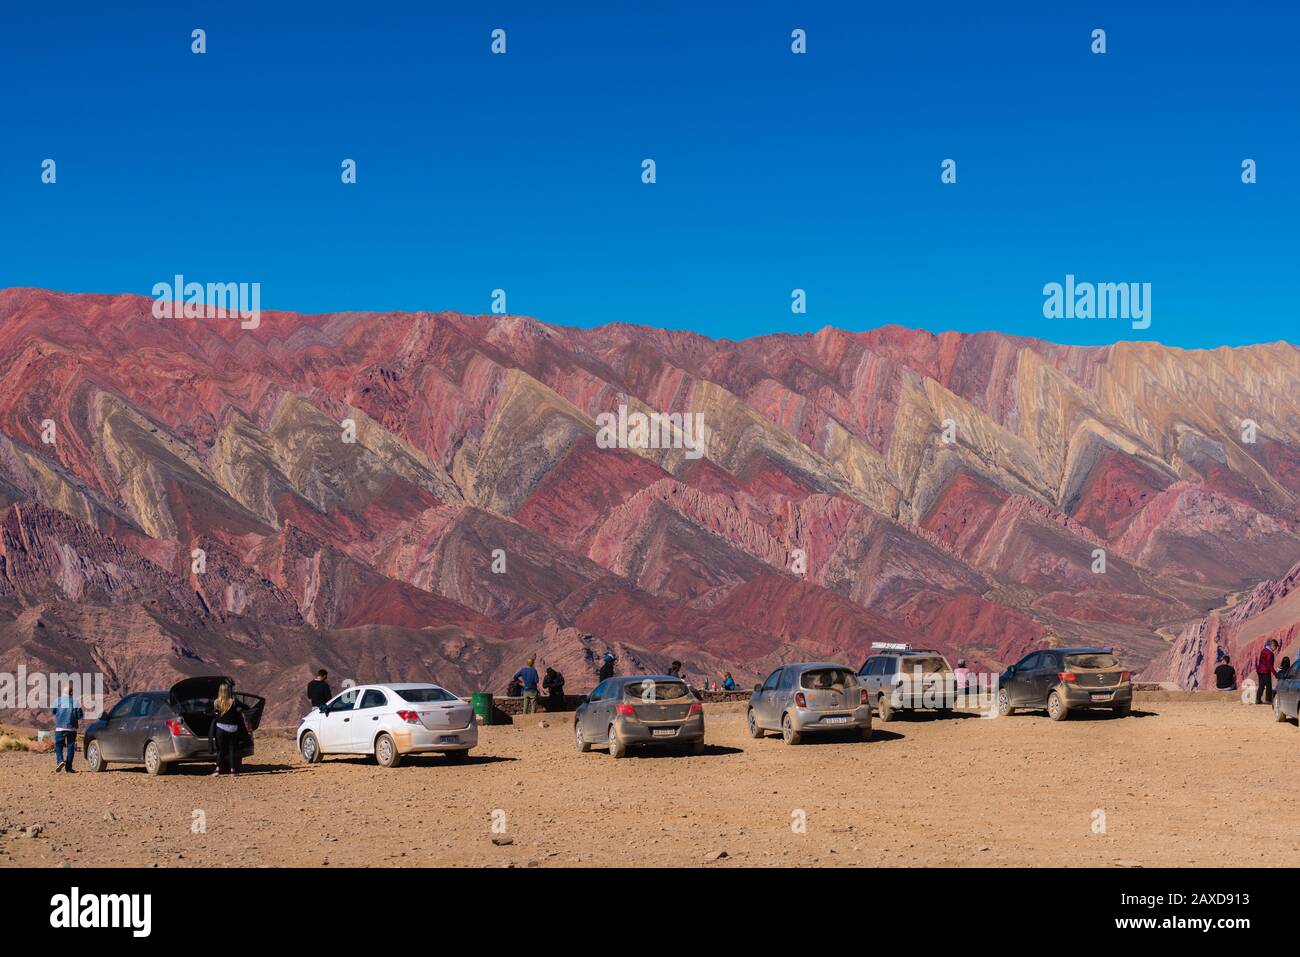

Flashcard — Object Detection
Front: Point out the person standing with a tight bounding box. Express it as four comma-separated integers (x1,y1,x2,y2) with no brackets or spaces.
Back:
211,683,247,776
514,657,541,714
598,652,617,681
542,667,566,712
50,682,83,774
1255,640,1277,704
307,669,332,710
1214,655,1237,691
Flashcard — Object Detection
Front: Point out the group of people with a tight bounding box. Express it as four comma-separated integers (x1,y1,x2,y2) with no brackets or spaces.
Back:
505,653,741,710
1212,639,1292,704
506,657,568,714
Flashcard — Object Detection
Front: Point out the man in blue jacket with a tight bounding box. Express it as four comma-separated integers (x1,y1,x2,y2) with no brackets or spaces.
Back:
514,657,541,714
51,682,83,774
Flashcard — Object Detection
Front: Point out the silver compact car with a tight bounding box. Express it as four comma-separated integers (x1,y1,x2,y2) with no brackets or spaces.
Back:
574,676,704,757
747,663,872,744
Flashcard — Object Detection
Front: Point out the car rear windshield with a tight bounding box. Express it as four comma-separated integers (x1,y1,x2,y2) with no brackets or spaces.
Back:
1064,653,1120,670
394,687,458,703
800,668,854,689
622,680,690,701
901,657,949,674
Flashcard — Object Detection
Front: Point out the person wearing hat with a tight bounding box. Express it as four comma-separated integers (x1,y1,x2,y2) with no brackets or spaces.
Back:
598,651,617,682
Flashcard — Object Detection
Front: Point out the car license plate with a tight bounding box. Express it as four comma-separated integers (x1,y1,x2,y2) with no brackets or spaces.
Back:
1089,693,1110,701
438,735,459,743
651,728,676,737
822,715,849,724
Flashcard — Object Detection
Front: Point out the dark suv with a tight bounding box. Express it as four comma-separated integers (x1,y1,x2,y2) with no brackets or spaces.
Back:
997,648,1131,720
82,676,265,775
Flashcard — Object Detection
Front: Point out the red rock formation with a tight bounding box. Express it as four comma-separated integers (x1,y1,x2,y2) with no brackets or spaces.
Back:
1,286,1297,722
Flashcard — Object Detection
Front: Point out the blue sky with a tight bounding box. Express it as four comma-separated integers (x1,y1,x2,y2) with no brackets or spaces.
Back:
1,1,1295,347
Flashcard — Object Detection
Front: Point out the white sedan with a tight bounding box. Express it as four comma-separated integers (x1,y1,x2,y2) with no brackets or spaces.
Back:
297,683,477,768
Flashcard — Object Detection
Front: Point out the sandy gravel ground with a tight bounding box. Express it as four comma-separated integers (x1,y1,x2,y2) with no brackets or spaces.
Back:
0,694,1288,868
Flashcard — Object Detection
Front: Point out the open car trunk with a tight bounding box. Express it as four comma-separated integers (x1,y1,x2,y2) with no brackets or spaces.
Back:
169,676,266,736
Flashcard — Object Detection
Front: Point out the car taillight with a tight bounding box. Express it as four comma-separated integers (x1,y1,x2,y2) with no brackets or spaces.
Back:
165,719,191,737
794,692,807,708
615,703,636,716
396,710,420,724
1120,671,1131,682
687,701,703,717
860,688,869,705
1058,672,1077,683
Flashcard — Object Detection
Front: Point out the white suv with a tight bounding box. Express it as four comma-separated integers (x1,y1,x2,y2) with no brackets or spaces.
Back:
298,683,477,768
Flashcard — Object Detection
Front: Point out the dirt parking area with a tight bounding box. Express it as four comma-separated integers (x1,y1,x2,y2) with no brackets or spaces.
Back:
0,694,1290,868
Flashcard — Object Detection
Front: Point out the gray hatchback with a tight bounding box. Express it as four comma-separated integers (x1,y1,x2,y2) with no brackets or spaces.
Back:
574,676,705,758
82,676,265,775
747,663,872,744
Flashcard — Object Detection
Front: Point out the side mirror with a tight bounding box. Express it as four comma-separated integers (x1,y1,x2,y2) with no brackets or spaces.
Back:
752,684,762,693
1006,666,1016,676
578,695,589,705
318,704,330,715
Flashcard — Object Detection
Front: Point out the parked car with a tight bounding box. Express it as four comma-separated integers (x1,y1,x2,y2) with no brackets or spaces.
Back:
857,644,957,721
747,662,872,744
82,676,265,776
574,676,704,757
297,683,476,767
997,648,1132,720
1273,661,1300,725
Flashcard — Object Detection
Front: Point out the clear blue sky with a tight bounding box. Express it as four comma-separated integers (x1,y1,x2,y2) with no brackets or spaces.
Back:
2,1,1295,347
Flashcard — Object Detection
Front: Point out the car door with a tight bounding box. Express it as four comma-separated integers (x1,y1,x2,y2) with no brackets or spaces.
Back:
126,695,164,760
1008,654,1040,706
755,668,783,728
582,681,606,739
1284,664,1300,718
1036,653,1062,706
776,666,798,718
98,695,138,760
352,688,389,751
318,688,359,752
857,657,880,700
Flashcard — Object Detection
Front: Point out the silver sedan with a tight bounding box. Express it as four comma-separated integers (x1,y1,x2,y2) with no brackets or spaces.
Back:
747,663,873,744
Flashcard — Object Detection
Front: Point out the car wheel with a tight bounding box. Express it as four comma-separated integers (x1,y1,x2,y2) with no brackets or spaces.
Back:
144,740,170,776
781,713,802,745
746,709,764,739
444,749,469,763
1047,690,1068,721
607,724,627,759
997,688,1015,717
1112,701,1132,717
375,732,402,768
574,721,591,752
299,731,322,764
85,739,108,773
690,737,706,756
876,693,893,723
858,721,874,742
1274,697,1288,722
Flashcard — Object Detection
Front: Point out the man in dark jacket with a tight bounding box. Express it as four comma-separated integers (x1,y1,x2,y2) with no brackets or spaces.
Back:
1214,655,1237,691
543,667,566,712
307,669,332,710
1256,641,1277,704
598,652,616,681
